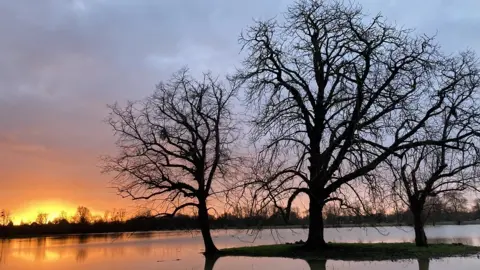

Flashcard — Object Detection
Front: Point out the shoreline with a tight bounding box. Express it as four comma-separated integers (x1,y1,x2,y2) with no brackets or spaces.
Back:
2,221,480,240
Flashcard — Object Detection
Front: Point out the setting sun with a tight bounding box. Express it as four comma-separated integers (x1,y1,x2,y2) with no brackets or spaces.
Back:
11,200,96,225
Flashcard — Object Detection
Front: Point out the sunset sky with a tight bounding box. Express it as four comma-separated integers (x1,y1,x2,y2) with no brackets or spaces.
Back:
1,0,480,224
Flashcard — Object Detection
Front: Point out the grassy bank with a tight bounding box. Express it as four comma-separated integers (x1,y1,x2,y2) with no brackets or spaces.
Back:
221,243,480,261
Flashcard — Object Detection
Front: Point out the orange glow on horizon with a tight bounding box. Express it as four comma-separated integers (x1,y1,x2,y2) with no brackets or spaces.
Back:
11,200,102,225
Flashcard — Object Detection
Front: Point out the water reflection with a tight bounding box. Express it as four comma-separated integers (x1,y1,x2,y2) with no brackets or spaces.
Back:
75,248,87,263
0,227,480,269
3,233,159,264
418,259,429,270
304,259,327,270
203,255,219,270
0,239,8,265
206,258,431,270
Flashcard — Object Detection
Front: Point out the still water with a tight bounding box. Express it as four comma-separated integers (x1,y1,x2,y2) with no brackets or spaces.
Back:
1,225,480,269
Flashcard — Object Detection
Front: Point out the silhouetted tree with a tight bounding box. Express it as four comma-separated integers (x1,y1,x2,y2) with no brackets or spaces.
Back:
235,0,480,248
424,196,445,226
471,198,480,218
443,191,469,218
53,211,69,225
91,215,103,223
111,208,127,223
104,68,240,255
135,209,153,218
0,210,11,227
35,213,48,225
386,78,480,246
75,206,92,224
103,210,112,222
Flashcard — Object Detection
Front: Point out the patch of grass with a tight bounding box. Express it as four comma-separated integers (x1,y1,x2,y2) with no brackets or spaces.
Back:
220,242,480,261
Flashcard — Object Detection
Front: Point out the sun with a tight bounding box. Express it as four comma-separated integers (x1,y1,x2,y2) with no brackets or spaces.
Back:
11,200,79,225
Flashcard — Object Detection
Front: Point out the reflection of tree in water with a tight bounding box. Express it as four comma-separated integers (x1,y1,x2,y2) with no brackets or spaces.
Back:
52,235,68,246
34,238,47,261
76,248,88,263
0,234,161,264
204,257,430,270
417,259,429,270
156,245,183,262
78,234,89,244
35,237,47,247
305,259,327,270
303,258,429,270
203,255,219,270
0,240,7,264
113,246,126,258
134,244,153,256
203,257,327,270
130,232,154,239
429,237,474,245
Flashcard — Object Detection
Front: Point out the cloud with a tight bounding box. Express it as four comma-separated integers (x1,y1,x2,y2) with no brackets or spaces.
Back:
0,134,48,154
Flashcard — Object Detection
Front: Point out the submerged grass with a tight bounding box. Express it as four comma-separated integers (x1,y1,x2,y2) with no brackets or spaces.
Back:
220,242,480,261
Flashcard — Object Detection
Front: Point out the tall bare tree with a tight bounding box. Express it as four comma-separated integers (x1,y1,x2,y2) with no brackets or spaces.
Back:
387,81,480,246
103,69,239,255
235,0,480,248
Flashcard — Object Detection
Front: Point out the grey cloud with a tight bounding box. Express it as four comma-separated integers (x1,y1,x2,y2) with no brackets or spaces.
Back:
0,0,291,171
1,0,479,150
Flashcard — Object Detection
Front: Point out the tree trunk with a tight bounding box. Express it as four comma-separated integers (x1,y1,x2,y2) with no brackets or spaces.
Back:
413,210,428,247
305,195,326,249
198,201,218,255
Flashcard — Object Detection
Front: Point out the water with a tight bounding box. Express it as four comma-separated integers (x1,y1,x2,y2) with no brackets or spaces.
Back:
1,225,480,269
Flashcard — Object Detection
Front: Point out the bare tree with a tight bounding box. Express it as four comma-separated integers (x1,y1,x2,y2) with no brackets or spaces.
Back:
75,206,92,224
387,83,480,246
235,0,480,248
424,196,444,226
103,68,239,255
443,191,469,216
111,208,127,223
35,213,48,225
103,210,112,222
0,210,11,226
52,211,69,224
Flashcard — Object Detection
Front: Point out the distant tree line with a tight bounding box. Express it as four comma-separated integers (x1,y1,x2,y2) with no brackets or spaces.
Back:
323,192,480,226
2,192,480,238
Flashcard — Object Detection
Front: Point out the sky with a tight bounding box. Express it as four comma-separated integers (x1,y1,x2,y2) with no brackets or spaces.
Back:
1,0,480,224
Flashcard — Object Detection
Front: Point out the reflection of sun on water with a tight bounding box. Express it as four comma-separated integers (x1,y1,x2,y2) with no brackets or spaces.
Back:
11,250,62,262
